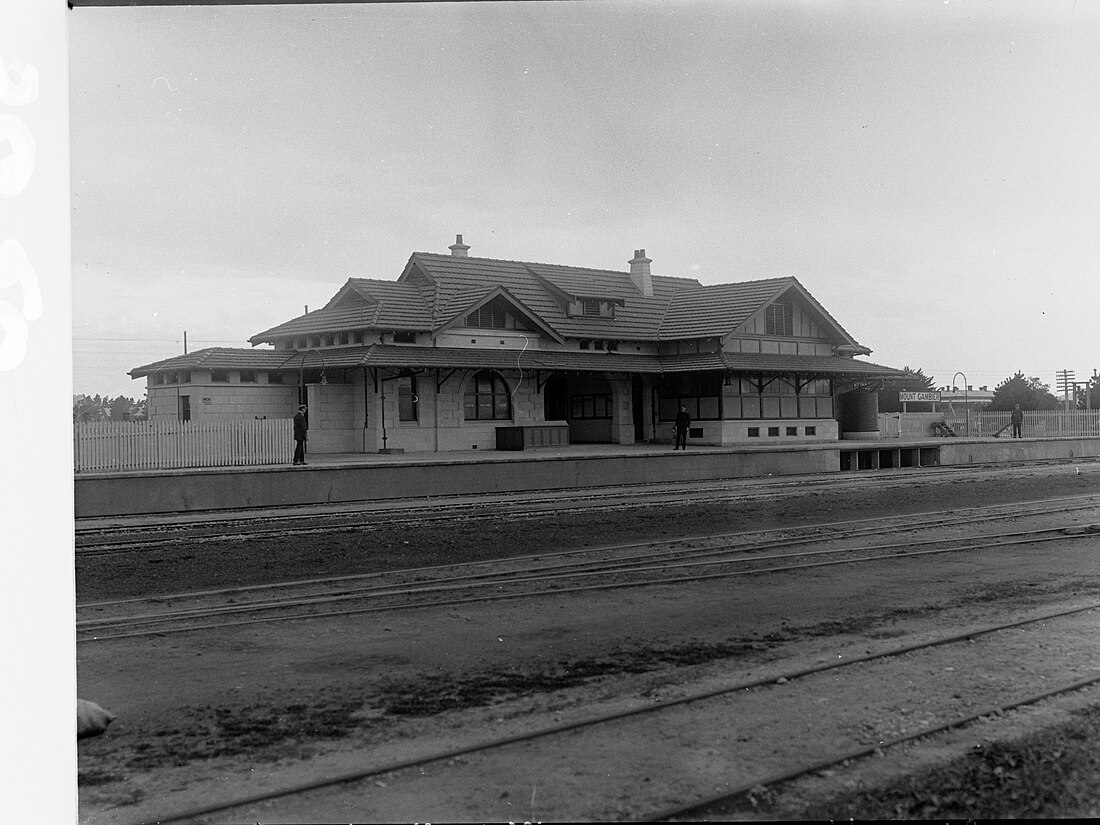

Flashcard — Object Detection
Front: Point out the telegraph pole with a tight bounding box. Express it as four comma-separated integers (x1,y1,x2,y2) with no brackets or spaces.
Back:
1056,369,1074,412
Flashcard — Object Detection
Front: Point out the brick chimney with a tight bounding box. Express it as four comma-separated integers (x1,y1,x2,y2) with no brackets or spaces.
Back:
629,249,653,297
449,234,470,257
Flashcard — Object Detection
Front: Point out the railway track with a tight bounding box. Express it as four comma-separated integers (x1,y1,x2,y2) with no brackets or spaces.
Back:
115,602,1100,825
74,461,1100,555
76,495,1100,642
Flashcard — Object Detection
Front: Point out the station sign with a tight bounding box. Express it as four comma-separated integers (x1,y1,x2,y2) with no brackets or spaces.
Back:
899,391,941,402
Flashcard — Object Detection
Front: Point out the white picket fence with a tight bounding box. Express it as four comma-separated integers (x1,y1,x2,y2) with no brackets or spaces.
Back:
973,410,1100,438
880,410,1100,439
74,418,293,472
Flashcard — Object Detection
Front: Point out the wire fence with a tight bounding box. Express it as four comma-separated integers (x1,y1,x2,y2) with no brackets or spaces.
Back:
74,418,293,472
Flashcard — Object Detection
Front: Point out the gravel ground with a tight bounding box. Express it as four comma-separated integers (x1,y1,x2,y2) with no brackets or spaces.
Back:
76,465,1100,822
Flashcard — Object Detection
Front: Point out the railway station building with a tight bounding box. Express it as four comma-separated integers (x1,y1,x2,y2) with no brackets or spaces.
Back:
130,237,902,454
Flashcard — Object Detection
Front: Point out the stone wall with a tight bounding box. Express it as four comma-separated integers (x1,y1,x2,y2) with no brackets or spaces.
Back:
147,383,298,422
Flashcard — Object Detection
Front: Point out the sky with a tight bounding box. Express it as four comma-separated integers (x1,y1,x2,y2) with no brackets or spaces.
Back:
68,0,1100,402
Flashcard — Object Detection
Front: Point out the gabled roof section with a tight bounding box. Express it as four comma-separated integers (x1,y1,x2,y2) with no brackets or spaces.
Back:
402,252,701,341
129,347,293,379
244,249,875,354
344,278,433,329
435,284,566,344
767,278,862,349
249,278,431,345
660,277,792,339
658,276,864,349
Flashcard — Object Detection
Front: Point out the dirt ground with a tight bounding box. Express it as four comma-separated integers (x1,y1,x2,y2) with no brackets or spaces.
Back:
77,467,1099,601
76,466,1100,822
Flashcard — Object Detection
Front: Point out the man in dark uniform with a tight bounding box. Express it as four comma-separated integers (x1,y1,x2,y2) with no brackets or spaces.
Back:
293,404,308,464
674,404,690,450
1010,404,1024,438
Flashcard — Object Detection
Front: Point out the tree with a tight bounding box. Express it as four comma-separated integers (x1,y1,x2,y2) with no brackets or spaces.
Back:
73,394,108,422
877,366,936,413
74,394,147,422
987,372,1061,411
108,395,133,421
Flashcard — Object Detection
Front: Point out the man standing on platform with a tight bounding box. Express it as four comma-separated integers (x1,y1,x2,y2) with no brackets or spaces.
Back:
1011,404,1024,438
293,404,309,464
674,404,691,450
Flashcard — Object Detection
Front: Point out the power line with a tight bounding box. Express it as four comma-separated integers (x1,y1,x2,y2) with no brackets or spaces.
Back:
73,337,247,344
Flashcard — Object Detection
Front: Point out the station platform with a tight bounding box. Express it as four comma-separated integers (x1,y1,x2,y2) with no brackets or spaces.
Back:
73,435,1100,519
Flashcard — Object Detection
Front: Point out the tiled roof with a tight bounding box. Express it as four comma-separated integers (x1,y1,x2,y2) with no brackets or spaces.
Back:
129,344,901,381
249,299,376,344
659,278,791,339
129,347,293,378
279,345,666,373
345,279,433,329
245,251,873,357
720,352,903,376
250,279,432,344
405,253,698,341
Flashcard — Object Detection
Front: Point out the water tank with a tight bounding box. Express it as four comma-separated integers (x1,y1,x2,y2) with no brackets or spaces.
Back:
840,390,880,440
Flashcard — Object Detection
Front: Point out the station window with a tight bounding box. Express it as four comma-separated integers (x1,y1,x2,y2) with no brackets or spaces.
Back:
338,332,349,345
658,372,722,421
393,331,416,344
786,426,798,436
760,377,796,395
352,332,363,344
570,394,612,419
607,340,619,352
165,372,177,384
747,427,760,437
464,370,512,420
769,427,780,436
211,370,228,382
579,340,591,350
178,371,191,384
805,426,816,436
240,370,257,384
